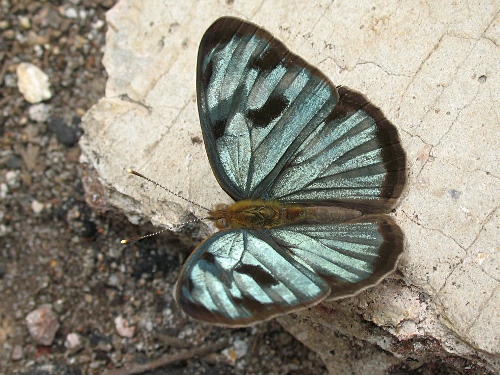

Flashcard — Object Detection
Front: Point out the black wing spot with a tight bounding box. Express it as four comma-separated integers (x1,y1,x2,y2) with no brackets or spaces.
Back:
236,264,278,287
212,118,227,138
202,252,216,264
247,95,289,128
252,48,282,71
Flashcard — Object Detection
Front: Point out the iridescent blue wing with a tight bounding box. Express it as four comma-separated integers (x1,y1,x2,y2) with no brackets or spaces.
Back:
197,17,339,200
268,86,406,213
267,216,403,299
197,17,405,212
175,216,402,326
175,229,330,326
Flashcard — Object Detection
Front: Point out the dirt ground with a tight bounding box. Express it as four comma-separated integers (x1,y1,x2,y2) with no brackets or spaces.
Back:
0,1,328,374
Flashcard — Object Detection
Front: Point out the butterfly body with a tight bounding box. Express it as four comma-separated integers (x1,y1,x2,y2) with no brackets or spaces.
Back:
208,200,363,229
173,17,406,326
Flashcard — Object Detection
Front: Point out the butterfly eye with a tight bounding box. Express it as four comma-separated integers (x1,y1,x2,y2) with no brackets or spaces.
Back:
215,218,228,229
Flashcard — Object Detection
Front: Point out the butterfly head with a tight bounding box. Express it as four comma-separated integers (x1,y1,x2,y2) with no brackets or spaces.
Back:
207,203,229,229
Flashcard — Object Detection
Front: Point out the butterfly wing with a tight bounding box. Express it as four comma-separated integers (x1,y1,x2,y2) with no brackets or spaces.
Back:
197,17,340,201
197,17,405,212
176,229,331,326
267,215,403,299
267,86,406,213
176,216,402,326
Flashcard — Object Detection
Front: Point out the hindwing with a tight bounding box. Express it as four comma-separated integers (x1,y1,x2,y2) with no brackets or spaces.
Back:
176,216,403,326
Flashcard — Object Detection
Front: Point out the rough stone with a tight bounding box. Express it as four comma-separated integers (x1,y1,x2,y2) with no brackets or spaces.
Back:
28,103,52,122
16,62,52,103
25,304,60,346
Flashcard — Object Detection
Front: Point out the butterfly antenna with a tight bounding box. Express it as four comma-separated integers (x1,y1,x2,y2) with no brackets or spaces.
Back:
126,169,210,212
121,217,207,244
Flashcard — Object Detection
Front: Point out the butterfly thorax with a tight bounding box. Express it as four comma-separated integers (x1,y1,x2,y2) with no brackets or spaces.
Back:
208,200,362,229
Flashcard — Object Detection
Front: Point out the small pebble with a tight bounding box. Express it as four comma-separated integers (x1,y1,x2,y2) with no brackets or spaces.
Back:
107,273,120,288
92,19,105,29
53,299,65,314
47,116,81,146
2,29,15,40
114,315,135,338
18,16,31,29
65,332,83,353
28,103,51,122
89,332,113,352
4,73,17,88
11,345,23,361
6,170,21,189
25,304,60,346
63,7,78,19
31,199,45,214
84,293,93,303
5,156,23,169
233,339,249,359
25,30,50,46
16,63,52,103
0,224,10,237
0,183,8,199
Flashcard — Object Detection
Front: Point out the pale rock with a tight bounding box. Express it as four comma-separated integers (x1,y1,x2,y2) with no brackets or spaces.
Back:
31,199,45,214
65,332,84,354
114,315,135,338
62,7,78,19
0,183,8,199
16,63,52,103
28,103,51,122
25,304,60,346
11,345,23,361
18,15,31,29
6,170,21,189
222,339,248,366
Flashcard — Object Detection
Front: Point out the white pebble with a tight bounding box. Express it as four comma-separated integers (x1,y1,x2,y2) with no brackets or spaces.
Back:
0,183,8,199
28,103,51,122
31,199,44,214
114,315,135,338
16,63,52,103
18,16,31,29
64,7,78,19
6,170,21,188
65,332,82,349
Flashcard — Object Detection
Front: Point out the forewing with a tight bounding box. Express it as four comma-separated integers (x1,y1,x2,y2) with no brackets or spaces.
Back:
268,86,406,213
176,229,330,326
198,18,406,212
267,215,404,299
197,17,339,200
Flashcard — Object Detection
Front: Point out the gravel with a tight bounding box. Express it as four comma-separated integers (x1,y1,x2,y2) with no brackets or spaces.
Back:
0,1,327,374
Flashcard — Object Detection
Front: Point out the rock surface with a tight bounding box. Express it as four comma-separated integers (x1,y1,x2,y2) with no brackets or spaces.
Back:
80,0,500,373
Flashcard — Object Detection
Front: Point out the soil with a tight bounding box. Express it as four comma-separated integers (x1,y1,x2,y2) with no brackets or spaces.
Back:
0,1,328,374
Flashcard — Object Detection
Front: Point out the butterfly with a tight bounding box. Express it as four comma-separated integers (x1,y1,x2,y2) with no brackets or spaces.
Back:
171,17,407,327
